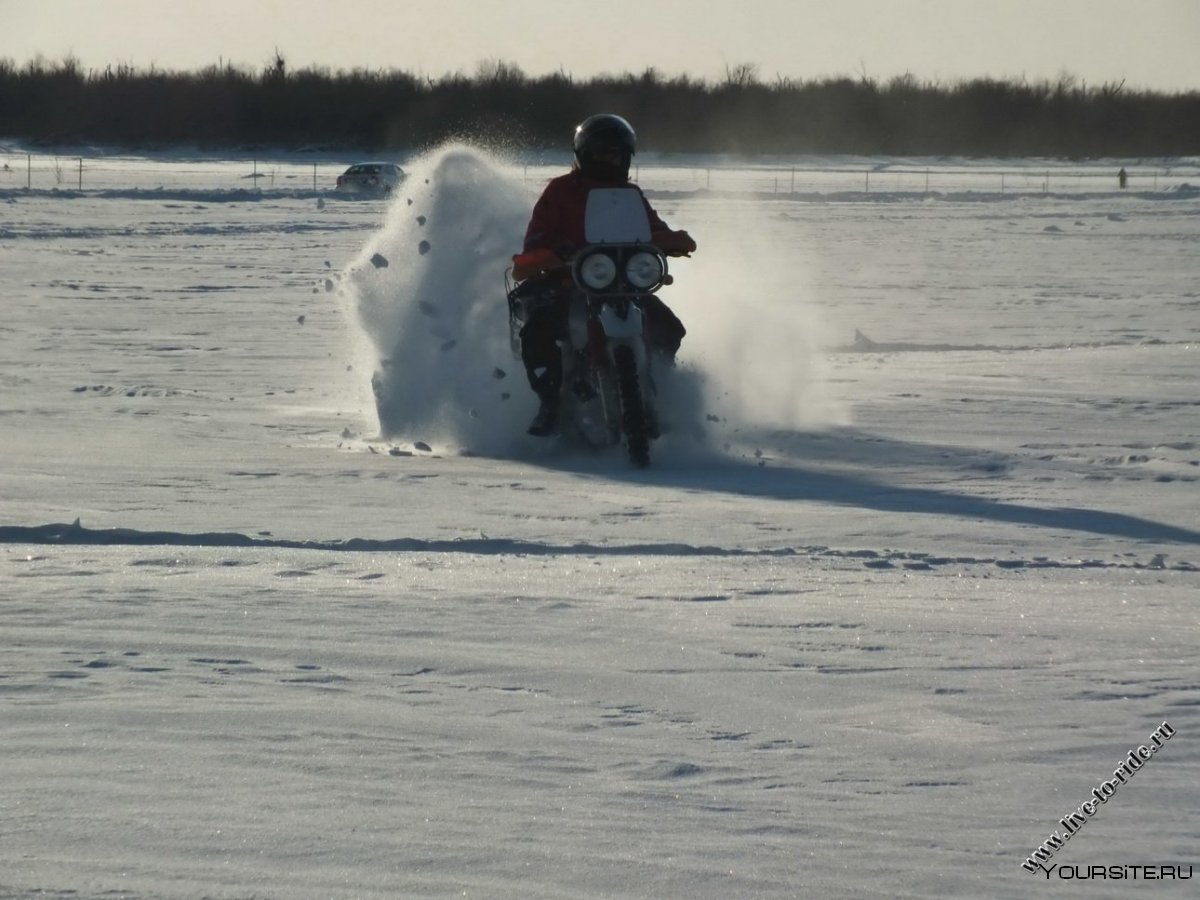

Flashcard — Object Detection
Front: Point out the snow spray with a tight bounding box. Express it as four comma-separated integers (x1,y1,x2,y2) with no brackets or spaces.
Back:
345,145,534,455
666,197,842,431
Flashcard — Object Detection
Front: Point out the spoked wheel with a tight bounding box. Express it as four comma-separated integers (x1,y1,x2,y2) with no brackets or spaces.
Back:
612,345,650,468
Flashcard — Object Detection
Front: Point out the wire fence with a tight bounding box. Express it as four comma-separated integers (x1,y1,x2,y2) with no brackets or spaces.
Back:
0,154,335,192
2,150,1197,196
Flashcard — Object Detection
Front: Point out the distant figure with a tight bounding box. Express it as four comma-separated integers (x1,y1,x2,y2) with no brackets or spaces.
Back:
1118,167,1128,189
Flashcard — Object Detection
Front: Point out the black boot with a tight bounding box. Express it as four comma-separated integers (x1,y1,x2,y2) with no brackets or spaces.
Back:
527,396,559,437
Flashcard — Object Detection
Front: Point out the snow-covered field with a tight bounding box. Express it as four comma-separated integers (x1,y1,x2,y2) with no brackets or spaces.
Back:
2,146,1198,899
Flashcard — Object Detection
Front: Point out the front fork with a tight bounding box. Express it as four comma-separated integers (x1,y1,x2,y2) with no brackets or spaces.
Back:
594,301,655,431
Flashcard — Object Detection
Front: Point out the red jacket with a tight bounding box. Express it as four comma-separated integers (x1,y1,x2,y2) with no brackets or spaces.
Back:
522,170,672,254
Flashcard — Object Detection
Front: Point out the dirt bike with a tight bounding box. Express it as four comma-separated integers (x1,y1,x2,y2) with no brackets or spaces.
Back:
506,188,673,467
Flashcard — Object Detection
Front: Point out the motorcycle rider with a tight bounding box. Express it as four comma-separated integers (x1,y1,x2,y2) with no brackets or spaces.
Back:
512,113,697,436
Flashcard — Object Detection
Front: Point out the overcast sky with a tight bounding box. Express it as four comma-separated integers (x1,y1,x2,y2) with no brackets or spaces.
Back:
2,0,1197,92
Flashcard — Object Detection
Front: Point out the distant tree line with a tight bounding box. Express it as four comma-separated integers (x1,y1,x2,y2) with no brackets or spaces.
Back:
1,55,1197,157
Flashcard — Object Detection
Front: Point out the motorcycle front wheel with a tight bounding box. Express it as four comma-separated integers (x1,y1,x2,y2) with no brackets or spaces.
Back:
612,345,650,468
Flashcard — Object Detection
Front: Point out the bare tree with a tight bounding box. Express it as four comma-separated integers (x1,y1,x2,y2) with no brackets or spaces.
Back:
723,62,759,88
264,48,287,82
475,58,526,86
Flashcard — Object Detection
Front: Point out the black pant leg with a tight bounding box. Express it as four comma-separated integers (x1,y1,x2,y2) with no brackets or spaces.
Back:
520,297,568,400
640,294,686,358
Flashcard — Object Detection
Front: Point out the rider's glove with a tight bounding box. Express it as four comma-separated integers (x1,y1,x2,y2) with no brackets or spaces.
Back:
511,247,566,281
652,230,697,256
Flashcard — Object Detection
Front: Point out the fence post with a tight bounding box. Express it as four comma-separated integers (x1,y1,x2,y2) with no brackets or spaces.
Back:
791,166,795,193
865,170,870,193
313,163,317,191
27,153,31,189
78,158,83,190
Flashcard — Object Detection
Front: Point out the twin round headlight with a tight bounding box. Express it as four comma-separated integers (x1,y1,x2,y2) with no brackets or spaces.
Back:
575,248,666,292
577,253,618,290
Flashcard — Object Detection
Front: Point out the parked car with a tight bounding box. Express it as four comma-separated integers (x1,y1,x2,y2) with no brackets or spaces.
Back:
335,162,405,195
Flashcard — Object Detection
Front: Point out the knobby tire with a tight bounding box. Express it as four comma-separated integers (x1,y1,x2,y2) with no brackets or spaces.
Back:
613,345,650,468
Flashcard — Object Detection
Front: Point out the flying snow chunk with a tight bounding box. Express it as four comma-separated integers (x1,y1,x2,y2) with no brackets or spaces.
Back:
370,253,389,268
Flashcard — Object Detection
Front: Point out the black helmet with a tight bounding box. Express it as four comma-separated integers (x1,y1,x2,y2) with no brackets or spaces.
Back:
573,114,636,180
